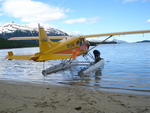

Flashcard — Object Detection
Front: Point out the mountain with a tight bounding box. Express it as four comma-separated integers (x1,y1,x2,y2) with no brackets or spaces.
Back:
0,22,68,39
112,39,128,43
136,40,150,43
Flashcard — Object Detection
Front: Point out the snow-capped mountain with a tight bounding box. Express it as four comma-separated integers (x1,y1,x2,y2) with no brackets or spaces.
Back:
0,22,37,33
0,22,68,39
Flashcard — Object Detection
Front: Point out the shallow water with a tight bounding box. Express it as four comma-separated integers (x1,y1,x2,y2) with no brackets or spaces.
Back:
0,43,150,94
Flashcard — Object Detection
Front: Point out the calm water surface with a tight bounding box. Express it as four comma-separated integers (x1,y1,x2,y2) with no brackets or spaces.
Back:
0,43,150,94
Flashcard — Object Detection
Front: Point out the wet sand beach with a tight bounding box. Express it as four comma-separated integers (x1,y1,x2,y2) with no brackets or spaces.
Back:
0,80,150,113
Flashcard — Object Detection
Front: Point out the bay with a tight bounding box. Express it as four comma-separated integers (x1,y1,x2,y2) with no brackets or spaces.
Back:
0,43,150,94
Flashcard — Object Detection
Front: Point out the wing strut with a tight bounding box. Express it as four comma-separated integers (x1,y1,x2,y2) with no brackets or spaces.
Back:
88,35,113,52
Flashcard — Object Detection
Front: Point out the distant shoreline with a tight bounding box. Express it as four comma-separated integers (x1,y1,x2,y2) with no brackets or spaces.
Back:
136,40,150,43
89,41,117,46
0,38,38,49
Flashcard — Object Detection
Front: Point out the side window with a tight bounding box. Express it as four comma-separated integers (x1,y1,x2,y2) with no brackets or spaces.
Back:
76,41,79,45
80,39,85,46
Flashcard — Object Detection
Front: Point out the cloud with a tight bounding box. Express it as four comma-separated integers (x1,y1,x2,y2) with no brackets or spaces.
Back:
123,0,150,3
0,13,3,16
143,0,150,1
67,31,82,35
123,0,138,2
0,0,70,23
146,19,150,23
64,18,87,24
64,17,101,24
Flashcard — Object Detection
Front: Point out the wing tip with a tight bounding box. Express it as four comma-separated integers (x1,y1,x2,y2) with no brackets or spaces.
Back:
8,37,16,40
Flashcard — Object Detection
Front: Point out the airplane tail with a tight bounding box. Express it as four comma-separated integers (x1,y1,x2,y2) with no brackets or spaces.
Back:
5,24,61,61
38,24,56,52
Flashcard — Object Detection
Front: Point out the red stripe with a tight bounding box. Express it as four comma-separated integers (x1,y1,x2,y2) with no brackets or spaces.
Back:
55,44,89,54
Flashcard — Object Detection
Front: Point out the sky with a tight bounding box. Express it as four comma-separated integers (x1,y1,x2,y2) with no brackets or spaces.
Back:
0,0,150,42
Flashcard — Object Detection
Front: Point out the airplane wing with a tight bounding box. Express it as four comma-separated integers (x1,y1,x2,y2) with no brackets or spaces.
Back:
8,36,68,40
80,30,150,38
79,30,150,52
8,30,150,40
8,37,39,40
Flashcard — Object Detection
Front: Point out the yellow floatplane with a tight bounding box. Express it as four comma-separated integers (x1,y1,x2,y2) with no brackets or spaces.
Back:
5,24,150,75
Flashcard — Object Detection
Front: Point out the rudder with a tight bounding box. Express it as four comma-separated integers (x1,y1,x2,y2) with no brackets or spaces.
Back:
38,24,55,52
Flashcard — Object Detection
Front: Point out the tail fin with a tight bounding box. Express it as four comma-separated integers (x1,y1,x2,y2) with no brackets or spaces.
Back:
38,24,55,52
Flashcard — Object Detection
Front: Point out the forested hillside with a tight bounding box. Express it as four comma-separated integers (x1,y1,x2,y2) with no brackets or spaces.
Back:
0,38,38,49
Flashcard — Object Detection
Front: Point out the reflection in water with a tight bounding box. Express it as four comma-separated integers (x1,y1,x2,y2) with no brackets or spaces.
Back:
53,65,103,87
94,70,102,86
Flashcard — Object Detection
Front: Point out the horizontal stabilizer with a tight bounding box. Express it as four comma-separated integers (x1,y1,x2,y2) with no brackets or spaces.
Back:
6,51,33,60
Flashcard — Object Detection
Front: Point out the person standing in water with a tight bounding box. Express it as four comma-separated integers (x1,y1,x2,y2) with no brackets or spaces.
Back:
93,50,102,63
